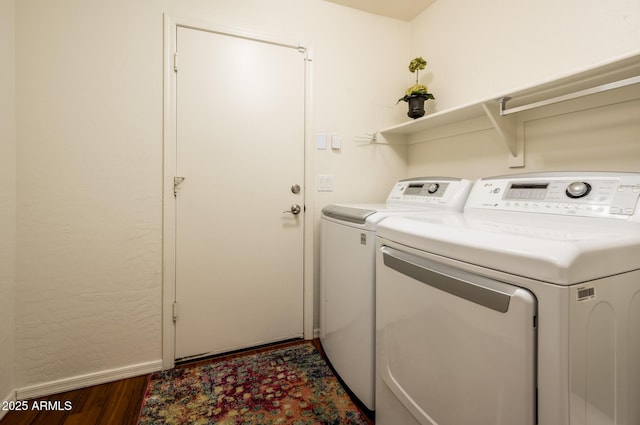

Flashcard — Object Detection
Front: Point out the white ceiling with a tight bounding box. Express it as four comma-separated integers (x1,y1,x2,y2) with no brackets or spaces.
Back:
323,0,436,21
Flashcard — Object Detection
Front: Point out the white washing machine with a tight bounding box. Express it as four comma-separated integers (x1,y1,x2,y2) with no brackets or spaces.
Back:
376,171,640,425
320,177,473,411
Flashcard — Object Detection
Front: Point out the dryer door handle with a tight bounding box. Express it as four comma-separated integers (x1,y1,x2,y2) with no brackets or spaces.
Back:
381,246,514,313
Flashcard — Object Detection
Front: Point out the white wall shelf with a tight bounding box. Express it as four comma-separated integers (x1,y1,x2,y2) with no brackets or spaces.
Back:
380,52,640,168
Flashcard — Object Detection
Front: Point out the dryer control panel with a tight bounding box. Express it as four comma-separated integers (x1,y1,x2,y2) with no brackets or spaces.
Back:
386,177,473,209
466,172,640,219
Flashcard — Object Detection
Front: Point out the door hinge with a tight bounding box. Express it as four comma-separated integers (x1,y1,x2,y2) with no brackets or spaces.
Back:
174,176,185,197
173,52,179,72
172,301,179,322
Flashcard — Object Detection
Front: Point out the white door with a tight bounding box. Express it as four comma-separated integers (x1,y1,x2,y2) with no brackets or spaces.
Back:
174,26,305,360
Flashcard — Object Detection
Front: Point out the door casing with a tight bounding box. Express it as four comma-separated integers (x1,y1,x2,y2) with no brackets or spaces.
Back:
162,14,315,369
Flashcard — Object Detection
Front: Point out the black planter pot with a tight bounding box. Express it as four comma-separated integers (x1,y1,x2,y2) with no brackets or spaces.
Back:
406,95,427,119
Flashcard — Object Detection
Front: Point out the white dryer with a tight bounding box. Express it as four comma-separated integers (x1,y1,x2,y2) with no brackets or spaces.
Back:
376,172,640,425
320,177,473,411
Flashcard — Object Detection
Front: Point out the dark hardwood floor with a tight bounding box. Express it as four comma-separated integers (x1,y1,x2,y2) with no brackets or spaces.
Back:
1,339,374,425
0,374,148,425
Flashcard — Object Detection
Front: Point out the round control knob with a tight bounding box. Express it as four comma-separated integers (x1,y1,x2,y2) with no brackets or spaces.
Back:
566,181,591,198
427,183,440,194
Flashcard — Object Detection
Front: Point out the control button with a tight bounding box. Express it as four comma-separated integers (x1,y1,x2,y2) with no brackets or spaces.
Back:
566,181,592,198
427,183,439,194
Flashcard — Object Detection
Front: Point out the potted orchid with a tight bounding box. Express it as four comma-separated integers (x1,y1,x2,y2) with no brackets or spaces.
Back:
397,57,435,119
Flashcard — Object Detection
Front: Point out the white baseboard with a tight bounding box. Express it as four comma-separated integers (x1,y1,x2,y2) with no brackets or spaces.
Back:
313,327,320,339
16,360,162,400
0,389,17,421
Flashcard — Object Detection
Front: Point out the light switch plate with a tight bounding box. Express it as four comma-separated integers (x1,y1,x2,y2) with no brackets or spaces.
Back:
316,133,327,150
331,134,341,149
316,174,333,192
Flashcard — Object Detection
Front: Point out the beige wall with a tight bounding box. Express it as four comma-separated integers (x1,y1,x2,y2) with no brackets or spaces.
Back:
13,0,408,393
0,0,16,409
15,0,165,392
405,0,640,179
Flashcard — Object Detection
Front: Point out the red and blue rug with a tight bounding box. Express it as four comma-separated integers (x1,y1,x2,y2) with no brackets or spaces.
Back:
138,342,369,424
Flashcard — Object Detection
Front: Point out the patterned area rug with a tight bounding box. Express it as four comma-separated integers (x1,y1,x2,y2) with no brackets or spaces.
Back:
138,342,369,424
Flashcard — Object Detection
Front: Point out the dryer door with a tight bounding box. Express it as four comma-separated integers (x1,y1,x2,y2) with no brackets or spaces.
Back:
376,245,537,425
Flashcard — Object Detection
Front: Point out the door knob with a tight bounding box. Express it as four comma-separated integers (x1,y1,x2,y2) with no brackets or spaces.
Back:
283,204,302,215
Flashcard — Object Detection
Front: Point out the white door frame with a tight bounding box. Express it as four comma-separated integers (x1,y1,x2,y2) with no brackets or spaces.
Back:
162,14,315,370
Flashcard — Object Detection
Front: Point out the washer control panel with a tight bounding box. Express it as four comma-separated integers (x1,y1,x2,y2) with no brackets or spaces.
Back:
386,177,473,208
466,172,640,219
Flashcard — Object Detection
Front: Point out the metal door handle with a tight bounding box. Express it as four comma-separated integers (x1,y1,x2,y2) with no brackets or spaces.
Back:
283,204,302,215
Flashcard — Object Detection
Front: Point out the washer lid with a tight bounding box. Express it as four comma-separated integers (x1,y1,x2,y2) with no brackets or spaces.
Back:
321,204,377,224
377,211,640,285
321,203,430,230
